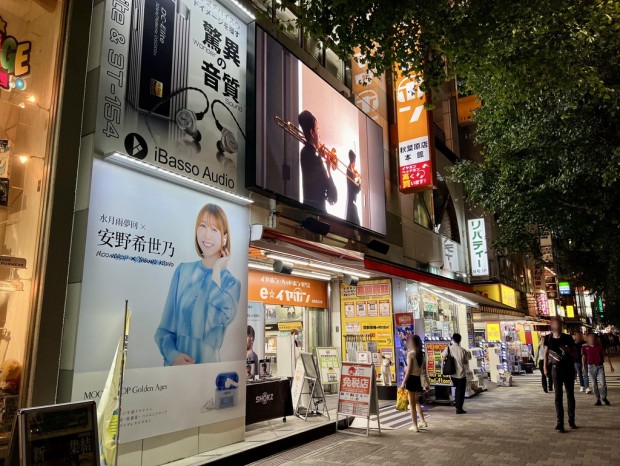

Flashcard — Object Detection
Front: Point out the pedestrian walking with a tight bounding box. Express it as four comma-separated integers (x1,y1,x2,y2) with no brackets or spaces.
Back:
544,317,577,432
401,335,429,432
442,333,471,414
572,331,590,393
535,336,553,393
582,333,615,406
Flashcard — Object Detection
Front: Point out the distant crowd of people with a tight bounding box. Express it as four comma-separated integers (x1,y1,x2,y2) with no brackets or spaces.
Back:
536,317,616,433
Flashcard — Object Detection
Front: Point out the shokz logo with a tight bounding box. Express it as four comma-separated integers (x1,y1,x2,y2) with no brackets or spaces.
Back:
255,392,274,405
0,16,32,91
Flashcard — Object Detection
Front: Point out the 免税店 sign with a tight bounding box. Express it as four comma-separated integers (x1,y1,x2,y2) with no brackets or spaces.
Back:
468,218,489,276
248,270,327,308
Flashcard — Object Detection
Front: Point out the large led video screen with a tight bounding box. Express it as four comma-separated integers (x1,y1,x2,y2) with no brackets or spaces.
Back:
253,29,386,235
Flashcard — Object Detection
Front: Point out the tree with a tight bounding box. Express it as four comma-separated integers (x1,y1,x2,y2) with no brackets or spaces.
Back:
279,0,620,322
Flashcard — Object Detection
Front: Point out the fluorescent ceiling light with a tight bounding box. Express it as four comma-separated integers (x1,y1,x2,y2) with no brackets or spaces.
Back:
248,262,331,281
265,253,371,278
104,152,253,206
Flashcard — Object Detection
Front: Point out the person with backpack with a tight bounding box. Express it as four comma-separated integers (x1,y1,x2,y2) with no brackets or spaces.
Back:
544,317,577,433
442,333,471,414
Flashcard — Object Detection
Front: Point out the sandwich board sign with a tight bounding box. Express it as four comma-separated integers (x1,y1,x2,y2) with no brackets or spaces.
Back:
336,362,381,436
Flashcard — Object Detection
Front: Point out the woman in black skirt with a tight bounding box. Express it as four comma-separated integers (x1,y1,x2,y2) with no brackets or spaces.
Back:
401,335,429,432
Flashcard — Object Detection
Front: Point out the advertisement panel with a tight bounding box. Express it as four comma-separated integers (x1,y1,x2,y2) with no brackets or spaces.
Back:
340,280,394,381
95,0,248,193
247,302,264,374
468,218,489,276
486,323,501,341
252,28,386,235
337,363,373,417
394,70,434,193
248,270,327,307
394,313,414,386
71,158,249,443
316,347,341,385
425,341,451,386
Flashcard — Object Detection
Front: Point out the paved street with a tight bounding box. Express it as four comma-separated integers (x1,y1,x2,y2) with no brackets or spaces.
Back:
252,357,620,466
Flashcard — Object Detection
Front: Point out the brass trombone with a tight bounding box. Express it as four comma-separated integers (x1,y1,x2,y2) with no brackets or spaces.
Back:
274,115,361,186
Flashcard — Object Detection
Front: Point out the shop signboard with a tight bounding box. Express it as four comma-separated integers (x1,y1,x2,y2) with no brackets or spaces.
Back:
251,28,386,235
248,270,327,308
247,302,265,363
337,363,373,417
500,285,517,308
536,292,549,317
394,313,414,386
425,341,451,386
457,94,481,126
468,219,489,276
566,305,575,318
486,323,501,341
71,158,249,443
95,0,248,193
558,281,571,295
548,299,558,317
394,70,435,193
316,347,340,385
340,280,394,382
474,284,501,303
442,237,460,272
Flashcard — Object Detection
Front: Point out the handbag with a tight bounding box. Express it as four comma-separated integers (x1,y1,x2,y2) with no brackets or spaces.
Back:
396,387,409,411
442,346,457,376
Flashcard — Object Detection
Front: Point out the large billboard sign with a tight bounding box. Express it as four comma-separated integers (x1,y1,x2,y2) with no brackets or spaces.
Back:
394,71,435,193
71,158,249,443
95,0,248,193
251,28,387,235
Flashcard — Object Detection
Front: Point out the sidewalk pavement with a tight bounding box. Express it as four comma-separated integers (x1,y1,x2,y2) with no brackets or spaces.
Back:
251,357,620,466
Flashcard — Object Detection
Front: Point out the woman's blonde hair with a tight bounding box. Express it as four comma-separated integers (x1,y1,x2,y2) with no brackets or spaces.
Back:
194,204,230,257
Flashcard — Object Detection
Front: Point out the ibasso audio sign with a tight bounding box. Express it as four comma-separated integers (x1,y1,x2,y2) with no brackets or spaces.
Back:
95,0,249,193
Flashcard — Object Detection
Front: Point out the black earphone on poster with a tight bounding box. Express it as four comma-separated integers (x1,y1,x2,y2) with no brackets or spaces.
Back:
147,86,245,152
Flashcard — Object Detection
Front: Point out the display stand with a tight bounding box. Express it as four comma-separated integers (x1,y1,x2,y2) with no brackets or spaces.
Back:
294,353,330,421
336,363,381,437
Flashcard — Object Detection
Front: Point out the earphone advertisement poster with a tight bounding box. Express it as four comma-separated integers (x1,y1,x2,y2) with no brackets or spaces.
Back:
95,0,248,194
70,158,250,443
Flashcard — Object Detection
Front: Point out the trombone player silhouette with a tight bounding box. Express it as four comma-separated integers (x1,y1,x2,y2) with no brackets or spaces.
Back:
298,110,338,211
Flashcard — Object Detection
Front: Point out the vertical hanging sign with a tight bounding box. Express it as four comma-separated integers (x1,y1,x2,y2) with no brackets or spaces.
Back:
394,71,434,193
468,218,489,276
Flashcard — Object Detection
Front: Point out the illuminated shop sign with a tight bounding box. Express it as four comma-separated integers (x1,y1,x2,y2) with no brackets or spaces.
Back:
0,15,32,91
468,218,489,276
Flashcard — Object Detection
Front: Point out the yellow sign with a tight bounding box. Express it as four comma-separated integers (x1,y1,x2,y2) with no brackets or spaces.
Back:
277,322,302,332
500,285,517,308
340,279,394,380
457,94,481,125
474,284,501,303
566,305,575,318
487,323,501,341
474,284,517,308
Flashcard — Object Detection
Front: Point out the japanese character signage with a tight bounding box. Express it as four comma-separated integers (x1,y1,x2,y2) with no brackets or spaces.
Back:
95,0,248,193
425,342,451,386
468,218,489,276
0,15,32,91
442,237,460,272
340,280,394,381
248,270,327,308
71,158,250,444
337,363,373,417
316,347,340,385
394,70,435,193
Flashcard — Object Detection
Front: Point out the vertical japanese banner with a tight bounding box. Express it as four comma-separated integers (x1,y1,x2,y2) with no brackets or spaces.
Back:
394,70,435,193
425,342,451,386
71,158,250,443
95,0,248,193
468,218,489,276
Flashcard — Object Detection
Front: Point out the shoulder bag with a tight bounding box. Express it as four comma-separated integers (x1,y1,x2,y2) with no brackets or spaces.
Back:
442,346,457,376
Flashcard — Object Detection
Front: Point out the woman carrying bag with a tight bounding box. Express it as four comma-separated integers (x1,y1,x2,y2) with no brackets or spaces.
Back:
401,335,430,432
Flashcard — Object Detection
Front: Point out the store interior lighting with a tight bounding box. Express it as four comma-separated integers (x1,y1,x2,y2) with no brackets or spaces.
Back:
104,152,254,205
265,253,371,278
248,262,331,281
419,285,478,307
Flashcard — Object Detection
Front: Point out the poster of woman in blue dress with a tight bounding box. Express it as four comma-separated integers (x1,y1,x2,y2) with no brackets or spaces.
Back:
155,204,241,365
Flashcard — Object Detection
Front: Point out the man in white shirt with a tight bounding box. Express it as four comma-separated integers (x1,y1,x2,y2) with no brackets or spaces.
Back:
442,333,472,414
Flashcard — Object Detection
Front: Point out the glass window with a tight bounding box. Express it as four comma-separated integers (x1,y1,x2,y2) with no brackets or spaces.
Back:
324,48,343,82
413,190,433,229
0,0,65,438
